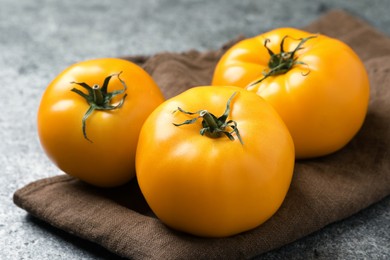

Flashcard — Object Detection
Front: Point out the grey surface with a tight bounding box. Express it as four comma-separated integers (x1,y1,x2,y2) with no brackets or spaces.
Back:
1,0,389,259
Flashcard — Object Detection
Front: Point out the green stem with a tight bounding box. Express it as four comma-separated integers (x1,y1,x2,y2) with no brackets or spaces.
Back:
92,84,104,106
199,110,221,138
173,92,243,144
250,35,317,86
71,72,127,142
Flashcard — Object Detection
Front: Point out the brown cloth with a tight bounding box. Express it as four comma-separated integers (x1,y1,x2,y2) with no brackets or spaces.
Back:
13,10,390,260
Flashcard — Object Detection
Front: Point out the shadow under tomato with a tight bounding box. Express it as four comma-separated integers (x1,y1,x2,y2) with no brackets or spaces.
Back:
86,177,156,218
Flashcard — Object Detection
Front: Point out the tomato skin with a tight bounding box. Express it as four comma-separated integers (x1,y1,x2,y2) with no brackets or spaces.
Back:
212,28,370,159
136,86,294,237
38,58,164,187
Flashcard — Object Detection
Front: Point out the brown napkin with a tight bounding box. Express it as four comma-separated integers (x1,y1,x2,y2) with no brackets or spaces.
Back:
14,10,390,260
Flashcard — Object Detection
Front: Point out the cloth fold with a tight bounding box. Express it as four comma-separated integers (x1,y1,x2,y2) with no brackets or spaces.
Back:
14,10,390,260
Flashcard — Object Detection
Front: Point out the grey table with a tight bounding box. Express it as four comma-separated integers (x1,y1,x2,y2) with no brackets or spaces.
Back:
1,0,389,259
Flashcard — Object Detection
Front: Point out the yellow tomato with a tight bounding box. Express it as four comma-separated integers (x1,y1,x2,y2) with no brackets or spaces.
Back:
38,58,164,187
212,27,370,158
136,86,294,237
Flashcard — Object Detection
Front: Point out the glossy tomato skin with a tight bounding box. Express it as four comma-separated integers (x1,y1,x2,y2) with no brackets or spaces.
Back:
38,58,165,187
136,86,294,237
212,28,370,159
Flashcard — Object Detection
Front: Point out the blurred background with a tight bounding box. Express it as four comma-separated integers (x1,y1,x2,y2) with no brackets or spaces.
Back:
1,0,389,259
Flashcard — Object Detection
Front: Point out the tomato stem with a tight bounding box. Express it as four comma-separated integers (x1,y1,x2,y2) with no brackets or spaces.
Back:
92,84,104,106
199,110,221,138
249,35,317,86
70,72,127,142
173,92,243,144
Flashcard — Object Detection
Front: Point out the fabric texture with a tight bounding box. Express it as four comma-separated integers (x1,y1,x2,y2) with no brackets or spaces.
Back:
13,10,390,260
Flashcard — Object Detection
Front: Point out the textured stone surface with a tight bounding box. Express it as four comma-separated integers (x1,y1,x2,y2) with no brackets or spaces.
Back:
1,0,389,259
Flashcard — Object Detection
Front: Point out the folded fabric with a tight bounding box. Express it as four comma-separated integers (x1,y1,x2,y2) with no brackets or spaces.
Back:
13,10,390,259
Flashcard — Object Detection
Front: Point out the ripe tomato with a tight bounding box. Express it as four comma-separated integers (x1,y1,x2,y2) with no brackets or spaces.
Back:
136,86,294,237
212,27,370,159
37,58,164,187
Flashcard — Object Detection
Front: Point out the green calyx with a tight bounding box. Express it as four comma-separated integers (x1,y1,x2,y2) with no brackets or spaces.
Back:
173,92,243,144
250,35,317,86
71,72,127,142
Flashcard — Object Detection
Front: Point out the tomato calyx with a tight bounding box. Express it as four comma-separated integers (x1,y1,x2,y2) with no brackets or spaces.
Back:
71,72,127,142
173,92,243,144
249,35,317,86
